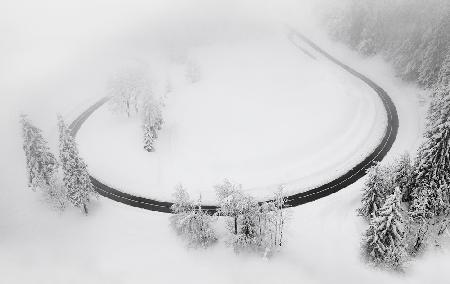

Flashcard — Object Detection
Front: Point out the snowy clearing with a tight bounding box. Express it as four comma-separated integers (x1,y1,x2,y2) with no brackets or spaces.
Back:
77,31,386,203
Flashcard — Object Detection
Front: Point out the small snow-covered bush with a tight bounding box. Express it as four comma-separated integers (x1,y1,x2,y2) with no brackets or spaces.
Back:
171,185,217,248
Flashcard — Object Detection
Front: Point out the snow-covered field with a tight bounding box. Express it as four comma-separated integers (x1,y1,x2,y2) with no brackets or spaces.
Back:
77,31,385,202
2,0,447,283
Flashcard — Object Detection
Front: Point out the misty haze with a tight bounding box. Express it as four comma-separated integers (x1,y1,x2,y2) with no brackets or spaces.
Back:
1,0,450,283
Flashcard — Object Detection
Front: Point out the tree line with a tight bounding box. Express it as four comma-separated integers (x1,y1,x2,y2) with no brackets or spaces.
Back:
326,0,450,271
326,0,449,88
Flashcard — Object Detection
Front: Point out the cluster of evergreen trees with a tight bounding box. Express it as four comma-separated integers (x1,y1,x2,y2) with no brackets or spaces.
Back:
326,0,450,88
327,0,450,271
170,185,217,248
359,86,450,269
358,157,410,270
171,180,289,256
360,126,450,270
21,115,97,214
107,69,164,152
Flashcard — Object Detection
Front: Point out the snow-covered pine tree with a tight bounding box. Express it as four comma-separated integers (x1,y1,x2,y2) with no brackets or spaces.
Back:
143,122,156,152
407,81,450,252
408,182,438,254
394,37,422,82
344,0,368,50
170,185,217,248
355,4,387,57
410,181,448,222
417,12,450,87
418,37,441,87
20,115,58,192
410,183,439,221
358,163,393,219
142,97,163,152
362,187,406,269
412,88,450,217
437,48,450,87
391,153,414,202
425,86,449,133
58,116,96,214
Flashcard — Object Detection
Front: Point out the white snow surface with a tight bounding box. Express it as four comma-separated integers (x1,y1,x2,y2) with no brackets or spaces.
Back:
1,0,445,283
77,32,385,203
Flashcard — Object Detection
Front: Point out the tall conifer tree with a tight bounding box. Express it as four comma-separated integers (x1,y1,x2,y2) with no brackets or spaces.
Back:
58,116,96,214
21,115,58,191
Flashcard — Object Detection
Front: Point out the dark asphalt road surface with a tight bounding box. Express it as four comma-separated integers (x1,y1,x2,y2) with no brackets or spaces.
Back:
69,32,399,213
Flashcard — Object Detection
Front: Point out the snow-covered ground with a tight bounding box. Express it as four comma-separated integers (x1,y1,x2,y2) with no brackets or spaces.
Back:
77,31,385,203
1,0,446,283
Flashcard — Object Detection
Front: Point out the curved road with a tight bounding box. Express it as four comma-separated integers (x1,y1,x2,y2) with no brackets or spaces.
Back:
69,32,399,214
